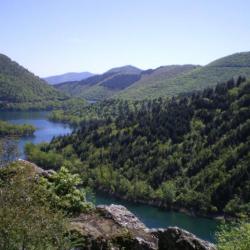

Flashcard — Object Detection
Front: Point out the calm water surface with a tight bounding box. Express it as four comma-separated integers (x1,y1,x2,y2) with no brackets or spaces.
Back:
0,111,220,242
0,111,72,158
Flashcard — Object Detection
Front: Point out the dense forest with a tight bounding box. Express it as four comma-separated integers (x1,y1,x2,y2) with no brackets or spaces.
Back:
0,54,89,111
49,99,144,126
2,97,86,111
54,52,250,101
55,65,142,101
117,52,250,100
0,54,67,103
26,77,250,217
0,120,35,136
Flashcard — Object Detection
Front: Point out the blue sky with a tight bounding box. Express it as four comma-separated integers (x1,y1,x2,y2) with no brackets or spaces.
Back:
0,0,249,77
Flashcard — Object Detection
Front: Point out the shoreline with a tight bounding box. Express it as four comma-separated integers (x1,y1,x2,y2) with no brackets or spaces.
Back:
94,187,234,222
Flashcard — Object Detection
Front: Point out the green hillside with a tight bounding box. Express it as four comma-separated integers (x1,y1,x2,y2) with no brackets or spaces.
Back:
55,65,196,101
118,52,250,99
0,54,67,104
56,52,250,101
56,66,142,101
208,52,250,67
105,65,142,75
0,120,35,137
27,77,250,217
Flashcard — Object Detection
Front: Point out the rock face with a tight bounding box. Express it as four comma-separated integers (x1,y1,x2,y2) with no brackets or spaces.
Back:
71,204,216,250
151,227,216,250
17,159,56,177
97,204,148,230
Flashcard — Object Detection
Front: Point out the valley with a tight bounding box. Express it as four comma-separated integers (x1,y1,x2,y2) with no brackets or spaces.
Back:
1,1,250,248
54,52,250,101
0,51,249,249
0,110,219,242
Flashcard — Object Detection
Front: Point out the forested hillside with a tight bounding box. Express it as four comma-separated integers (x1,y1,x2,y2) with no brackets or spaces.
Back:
27,77,250,217
55,52,250,101
55,65,142,100
0,54,72,109
49,99,143,126
0,120,35,136
118,52,250,99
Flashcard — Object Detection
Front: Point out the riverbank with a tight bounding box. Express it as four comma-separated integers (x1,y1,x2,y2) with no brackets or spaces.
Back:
94,187,233,222
0,120,35,137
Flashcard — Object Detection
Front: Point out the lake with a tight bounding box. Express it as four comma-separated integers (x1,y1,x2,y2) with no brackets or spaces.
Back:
0,111,72,158
0,111,220,242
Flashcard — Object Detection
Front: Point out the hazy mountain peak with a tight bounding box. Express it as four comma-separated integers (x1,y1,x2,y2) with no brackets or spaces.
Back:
44,71,95,85
105,65,142,75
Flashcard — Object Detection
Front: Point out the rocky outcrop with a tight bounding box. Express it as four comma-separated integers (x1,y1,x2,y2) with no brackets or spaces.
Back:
97,204,148,230
70,204,216,250
151,227,216,250
17,159,56,177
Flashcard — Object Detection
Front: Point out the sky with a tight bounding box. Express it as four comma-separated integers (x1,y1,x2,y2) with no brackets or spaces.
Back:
0,0,249,77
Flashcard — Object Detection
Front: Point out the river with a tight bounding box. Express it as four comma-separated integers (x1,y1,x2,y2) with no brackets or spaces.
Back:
0,111,220,242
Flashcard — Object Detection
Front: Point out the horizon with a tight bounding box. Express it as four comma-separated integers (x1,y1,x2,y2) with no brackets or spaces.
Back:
5,51,250,78
1,0,250,77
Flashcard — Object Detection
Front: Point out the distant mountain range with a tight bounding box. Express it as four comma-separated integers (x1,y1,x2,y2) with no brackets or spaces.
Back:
44,72,95,85
55,51,250,101
0,54,67,105
117,52,250,100
55,65,143,100
1,51,250,106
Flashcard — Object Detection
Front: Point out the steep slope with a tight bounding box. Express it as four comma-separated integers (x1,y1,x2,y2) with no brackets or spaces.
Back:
27,77,250,217
44,71,95,85
55,65,142,100
0,54,66,103
118,52,250,99
208,51,250,67
116,65,199,99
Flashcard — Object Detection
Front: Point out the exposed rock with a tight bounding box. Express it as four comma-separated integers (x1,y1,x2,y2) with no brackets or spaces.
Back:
151,227,216,250
70,205,158,250
17,159,55,177
97,204,147,230
71,204,216,250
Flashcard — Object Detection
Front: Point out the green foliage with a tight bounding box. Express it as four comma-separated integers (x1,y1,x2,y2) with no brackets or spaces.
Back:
55,65,142,101
27,78,250,217
118,52,250,100
0,163,71,250
216,221,250,250
39,166,93,214
0,54,66,103
0,120,35,136
49,99,143,126
156,181,177,203
0,54,87,111
25,143,64,170
1,96,86,111
55,52,250,101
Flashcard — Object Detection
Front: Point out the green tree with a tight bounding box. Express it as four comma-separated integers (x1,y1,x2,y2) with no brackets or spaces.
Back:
157,181,177,203
0,164,70,250
40,166,93,214
216,221,250,250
